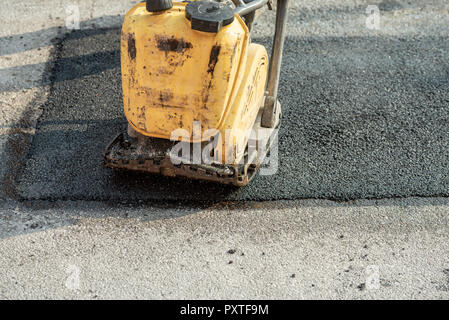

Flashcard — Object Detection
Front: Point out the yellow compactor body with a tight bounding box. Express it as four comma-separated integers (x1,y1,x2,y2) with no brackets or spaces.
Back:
104,0,288,186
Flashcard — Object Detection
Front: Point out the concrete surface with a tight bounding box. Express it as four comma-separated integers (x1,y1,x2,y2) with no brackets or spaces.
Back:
0,198,448,299
0,0,448,299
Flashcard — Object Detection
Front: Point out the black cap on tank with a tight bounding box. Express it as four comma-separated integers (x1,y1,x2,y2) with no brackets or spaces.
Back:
146,0,173,12
185,1,234,33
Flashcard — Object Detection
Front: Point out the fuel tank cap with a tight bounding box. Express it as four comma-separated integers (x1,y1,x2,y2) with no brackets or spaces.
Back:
185,1,235,33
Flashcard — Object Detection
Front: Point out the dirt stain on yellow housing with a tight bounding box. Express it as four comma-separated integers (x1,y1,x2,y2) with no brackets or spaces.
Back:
121,2,268,162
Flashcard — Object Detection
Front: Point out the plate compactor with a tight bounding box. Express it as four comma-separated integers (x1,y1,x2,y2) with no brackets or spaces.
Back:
103,0,290,186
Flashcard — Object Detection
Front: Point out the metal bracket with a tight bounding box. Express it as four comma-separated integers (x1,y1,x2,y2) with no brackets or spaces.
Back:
261,0,290,128
232,0,269,16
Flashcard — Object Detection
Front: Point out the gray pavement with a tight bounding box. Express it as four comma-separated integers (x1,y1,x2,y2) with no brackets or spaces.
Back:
0,0,448,299
0,198,448,299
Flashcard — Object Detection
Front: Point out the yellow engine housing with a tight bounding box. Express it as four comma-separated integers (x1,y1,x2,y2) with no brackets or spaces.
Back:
121,2,268,163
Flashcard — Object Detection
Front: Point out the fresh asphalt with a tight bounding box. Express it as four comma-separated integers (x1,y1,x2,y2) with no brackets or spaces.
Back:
13,21,449,201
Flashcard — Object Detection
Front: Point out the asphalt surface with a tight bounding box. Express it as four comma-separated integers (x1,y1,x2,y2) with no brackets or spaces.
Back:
13,20,449,201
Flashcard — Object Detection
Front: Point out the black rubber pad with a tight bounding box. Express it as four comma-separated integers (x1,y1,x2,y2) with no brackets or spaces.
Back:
16,28,449,201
